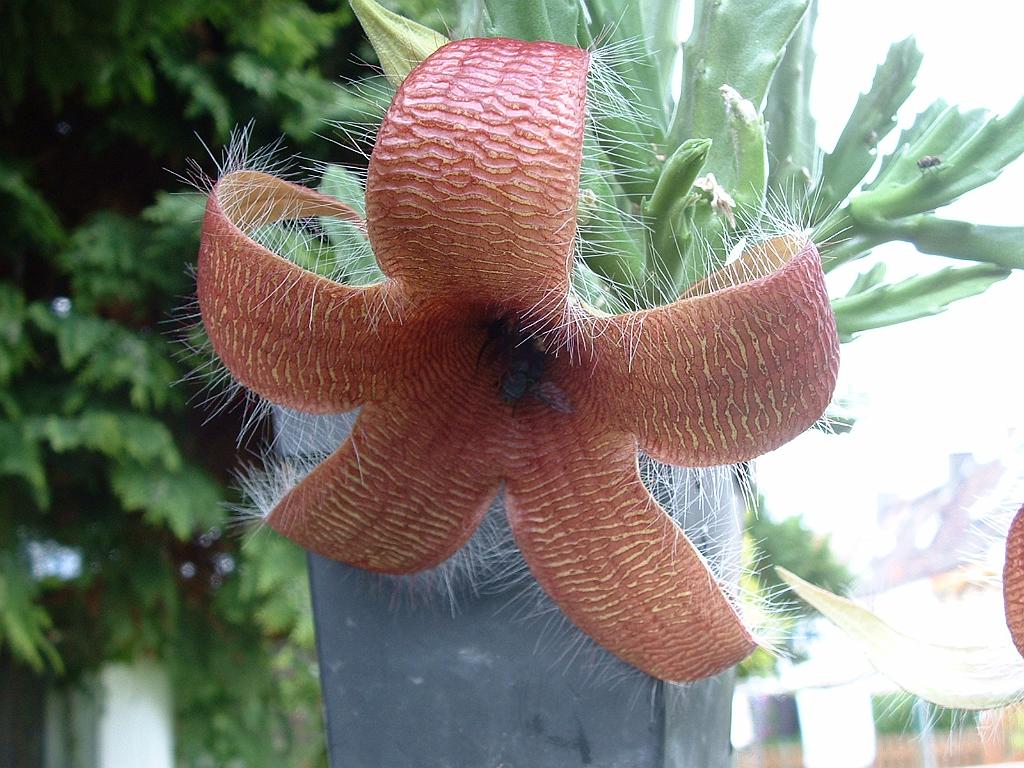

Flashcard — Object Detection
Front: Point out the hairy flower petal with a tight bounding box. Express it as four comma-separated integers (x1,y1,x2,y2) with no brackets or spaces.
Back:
269,318,507,572
588,237,839,466
196,37,841,684
1005,505,1024,657
366,38,588,313
198,171,399,411
505,411,755,681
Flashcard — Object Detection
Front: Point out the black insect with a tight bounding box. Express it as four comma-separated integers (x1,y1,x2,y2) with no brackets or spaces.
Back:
478,316,573,414
917,155,942,172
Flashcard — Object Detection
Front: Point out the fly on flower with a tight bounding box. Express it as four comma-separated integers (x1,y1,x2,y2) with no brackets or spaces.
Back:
478,316,574,414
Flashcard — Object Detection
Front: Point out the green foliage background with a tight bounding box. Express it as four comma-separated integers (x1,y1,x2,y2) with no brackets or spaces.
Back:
0,1,446,765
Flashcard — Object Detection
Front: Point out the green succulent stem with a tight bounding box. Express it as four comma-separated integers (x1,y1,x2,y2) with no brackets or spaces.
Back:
644,139,711,293
765,0,818,197
645,139,711,224
853,97,1024,221
349,0,1024,327
585,0,671,117
578,150,649,303
722,85,768,213
895,217,1024,270
824,212,1024,273
669,0,809,188
641,0,684,116
816,37,922,215
483,0,579,44
831,263,1011,341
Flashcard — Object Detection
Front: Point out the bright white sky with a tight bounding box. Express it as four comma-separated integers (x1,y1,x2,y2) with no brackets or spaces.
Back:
753,0,1024,561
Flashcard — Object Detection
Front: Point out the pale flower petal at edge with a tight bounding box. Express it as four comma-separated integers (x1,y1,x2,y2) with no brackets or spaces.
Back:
777,567,1024,710
1003,504,1024,655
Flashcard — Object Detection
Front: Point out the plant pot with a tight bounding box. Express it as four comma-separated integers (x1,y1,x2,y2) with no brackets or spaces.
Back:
275,409,741,768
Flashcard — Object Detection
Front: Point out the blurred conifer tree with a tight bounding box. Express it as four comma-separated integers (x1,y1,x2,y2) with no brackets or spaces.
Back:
0,1,450,764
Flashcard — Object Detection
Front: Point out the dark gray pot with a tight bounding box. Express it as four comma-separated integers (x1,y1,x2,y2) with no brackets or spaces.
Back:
275,410,740,768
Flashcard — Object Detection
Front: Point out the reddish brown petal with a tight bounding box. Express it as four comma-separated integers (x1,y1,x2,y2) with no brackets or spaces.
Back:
198,170,400,412
504,409,755,681
1005,505,1024,657
587,236,839,466
267,316,509,573
366,38,588,313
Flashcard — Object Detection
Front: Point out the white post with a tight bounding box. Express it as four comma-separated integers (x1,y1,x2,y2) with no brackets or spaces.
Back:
96,662,174,768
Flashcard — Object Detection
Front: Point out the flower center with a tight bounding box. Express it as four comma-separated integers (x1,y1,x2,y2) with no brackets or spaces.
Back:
477,315,573,414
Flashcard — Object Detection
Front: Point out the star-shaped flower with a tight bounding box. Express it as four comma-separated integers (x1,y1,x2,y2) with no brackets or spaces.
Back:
197,37,839,681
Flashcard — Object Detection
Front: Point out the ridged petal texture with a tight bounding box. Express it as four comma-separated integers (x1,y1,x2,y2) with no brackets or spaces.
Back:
366,38,586,311
504,405,756,681
198,171,399,412
588,236,840,466
196,37,840,682
1005,505,1024,657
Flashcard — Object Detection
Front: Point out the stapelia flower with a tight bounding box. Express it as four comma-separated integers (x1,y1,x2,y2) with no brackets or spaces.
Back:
197,38,839,681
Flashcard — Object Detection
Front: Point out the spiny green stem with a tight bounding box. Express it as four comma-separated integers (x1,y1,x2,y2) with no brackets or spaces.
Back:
669,0,809,185
831,263,1011,341
817,37,922,214
765,0,818,197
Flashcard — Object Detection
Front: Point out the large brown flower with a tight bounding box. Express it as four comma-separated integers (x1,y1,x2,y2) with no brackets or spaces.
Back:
197,37,839,681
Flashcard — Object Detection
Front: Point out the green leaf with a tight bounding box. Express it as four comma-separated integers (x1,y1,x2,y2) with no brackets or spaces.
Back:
831,263,1011,341
152,43,234,138
111,461,224,539
0,421,48,509
350,0,448,87
26,411,181,470
817,37,923,212
59,212,181,316
0,551,63,674
228,58,385,140
277,69,383,138
0,282,35,386
54,193,203,318
0,161,65,250
778,567,1024,710
239,534,313,644
29,307,179,411
748,508,853,598
230,2,339,70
